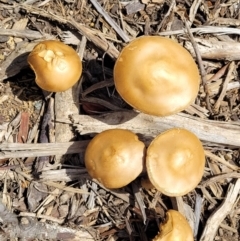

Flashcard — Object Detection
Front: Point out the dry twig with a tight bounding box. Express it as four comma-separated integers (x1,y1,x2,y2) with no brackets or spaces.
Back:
200,178,240,241
213,62,235,113
89,0,129,42
0,141,89,159
70,111,240,147
159,26,240,36
185,22,212,113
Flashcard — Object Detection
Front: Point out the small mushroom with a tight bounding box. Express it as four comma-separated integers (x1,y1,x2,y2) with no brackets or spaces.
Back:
28,40,82,92
84,129,145,189
146,128,205,196
113,36,200,116
153,210,193,241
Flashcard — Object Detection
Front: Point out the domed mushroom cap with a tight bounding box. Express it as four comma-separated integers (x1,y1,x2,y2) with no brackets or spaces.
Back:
113,36,200,116
85,129,145,189
28,40,82,92
146,128,205,196
153,210,193,241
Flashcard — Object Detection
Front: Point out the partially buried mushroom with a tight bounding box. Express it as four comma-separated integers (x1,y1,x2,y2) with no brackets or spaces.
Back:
85,129,145,189
28,40,82,92
114,36,200,116
153,210,193,241
146,128,205,196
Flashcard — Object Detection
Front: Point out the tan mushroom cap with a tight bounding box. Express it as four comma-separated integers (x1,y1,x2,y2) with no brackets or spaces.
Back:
113,36,200,116
85,129,145,189
28,40,82,92
153,210,193,241
146,128,205,196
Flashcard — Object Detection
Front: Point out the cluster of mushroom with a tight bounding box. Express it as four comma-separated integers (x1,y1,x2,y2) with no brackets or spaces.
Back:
27,37,203,240
28,36,199,107
84,127,203,241
84,36,205,241
85,35,205,195
85,128,205,196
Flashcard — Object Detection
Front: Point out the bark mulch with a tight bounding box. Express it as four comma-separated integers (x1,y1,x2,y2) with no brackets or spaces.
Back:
0,0,240,240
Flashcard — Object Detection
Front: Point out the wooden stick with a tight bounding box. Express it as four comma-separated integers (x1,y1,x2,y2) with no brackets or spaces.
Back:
185,37,240,61
159,26,240,36
0,28,52,40
0,141,89,159
70,111,240,146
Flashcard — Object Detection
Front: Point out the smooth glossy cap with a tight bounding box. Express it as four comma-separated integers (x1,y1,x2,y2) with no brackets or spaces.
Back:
113,36,200,116
28,40,82,92
153,210,193,241
146,128,205,196
85,129,145,189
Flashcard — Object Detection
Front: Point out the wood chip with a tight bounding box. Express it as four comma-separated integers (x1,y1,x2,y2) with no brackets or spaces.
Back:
17,112,29,143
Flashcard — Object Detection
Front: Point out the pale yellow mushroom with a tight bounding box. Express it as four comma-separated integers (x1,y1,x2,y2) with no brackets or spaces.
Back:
153,210,194,241
114,36,200,116
85,129,146,189
28,40,82,92
146,128,205,196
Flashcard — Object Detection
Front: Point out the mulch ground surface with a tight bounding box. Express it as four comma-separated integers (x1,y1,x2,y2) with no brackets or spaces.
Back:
0,0,240,241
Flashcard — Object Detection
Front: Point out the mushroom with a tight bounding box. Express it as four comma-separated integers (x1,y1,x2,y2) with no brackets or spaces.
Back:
113,36,200,116
146,128,205,196
153,210,193,241
28,40,82,92
84,129,145,189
